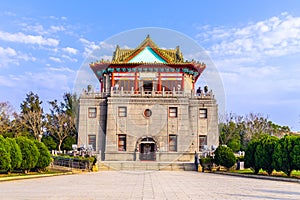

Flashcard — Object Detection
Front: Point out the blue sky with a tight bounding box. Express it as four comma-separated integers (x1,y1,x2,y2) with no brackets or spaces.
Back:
0,0,300,131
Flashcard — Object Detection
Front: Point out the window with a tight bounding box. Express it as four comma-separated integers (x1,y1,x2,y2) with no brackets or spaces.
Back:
169,107,177,118
169,135,177,152
118,107,127,117
144,109,152,118
199,108,207,118
199,135,207,151
117,80,135,91
118,134,126,151
162,80,181,91
88,107,97,118
88,135,96,151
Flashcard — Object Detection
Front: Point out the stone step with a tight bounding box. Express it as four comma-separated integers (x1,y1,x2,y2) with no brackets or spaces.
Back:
98,161,195,171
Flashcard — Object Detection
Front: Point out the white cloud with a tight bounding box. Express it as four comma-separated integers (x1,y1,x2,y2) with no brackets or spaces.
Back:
79,38,116,58
21,24,47,35
98,41,115,50
0,46,35,67
49,56,62,63
61,54,78,62
197,13,300,61
4,11,16,16
195,13,300,130
47,67,74,73
0,46,17,57
0,68,76,91
62,47,78,55
79,38,99,57
50,25,66,32
0,75,15,87
0,30,59,46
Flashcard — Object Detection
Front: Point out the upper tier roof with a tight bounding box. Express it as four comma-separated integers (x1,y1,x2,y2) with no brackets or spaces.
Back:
90,35,206,82
112,35,184,63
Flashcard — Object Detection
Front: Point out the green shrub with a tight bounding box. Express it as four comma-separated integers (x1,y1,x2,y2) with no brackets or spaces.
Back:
227,138,241,152
291,136,300,172
6,137,22,171
255,135,278,175
0,135,11,171
34,140,51,171
214,145,236,170
200,156,213,171
200,156,213,165
244,139,260,174
52,155,97,170
273,135,300,176
16,137,39,172
236,156,244,162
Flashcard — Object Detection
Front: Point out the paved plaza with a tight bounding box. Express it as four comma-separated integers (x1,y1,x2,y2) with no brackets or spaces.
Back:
1,171,300,199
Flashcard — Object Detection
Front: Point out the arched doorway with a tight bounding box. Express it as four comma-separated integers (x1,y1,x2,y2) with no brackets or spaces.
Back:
137,136,157,161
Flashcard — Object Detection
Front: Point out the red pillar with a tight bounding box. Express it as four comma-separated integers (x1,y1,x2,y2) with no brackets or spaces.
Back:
181,73,184,91
158,73,162,92
134,72,138,91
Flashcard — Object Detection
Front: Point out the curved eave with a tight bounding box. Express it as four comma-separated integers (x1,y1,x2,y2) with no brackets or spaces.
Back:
90,62,206,81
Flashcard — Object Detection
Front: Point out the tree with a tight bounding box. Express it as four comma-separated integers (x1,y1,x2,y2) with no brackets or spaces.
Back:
62,135,76,151
41,135,57,150
241,113,272,148
272,135,300,176
255,135,278,175
227,139,241,152
214,145,236,170
63,93,79,121
9,113,30,138
33,140,51,171
219,112,290,151
20,92,44,141
16,136,39,173
6,137,22,172
46,93,76,151
0,102,14,134
219,113,243,151
62,92,79,132
268,121,290,137
0,135,11,171
244,139,260,174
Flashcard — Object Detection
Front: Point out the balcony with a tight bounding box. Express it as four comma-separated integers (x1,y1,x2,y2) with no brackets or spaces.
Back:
80,87,214,99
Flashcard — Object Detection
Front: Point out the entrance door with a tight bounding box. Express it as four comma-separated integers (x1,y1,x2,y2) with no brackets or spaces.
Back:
140,143,156,161
139,137,156,161
143,81,153,91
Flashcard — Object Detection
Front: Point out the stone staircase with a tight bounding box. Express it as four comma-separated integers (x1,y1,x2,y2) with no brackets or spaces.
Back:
98,161,195,171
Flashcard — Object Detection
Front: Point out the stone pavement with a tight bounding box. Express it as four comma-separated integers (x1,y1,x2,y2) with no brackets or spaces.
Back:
1,171,300,199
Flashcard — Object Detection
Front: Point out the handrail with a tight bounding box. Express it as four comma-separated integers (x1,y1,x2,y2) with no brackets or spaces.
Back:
80,89,214,99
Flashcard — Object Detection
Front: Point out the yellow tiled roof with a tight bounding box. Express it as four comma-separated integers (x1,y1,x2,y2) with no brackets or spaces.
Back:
112,35,184,63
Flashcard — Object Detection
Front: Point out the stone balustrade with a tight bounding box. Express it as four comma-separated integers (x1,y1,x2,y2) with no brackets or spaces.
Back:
80,87,214,99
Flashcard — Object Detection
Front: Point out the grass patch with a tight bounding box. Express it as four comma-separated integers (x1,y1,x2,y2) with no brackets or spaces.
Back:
0,169,67,179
